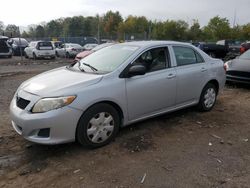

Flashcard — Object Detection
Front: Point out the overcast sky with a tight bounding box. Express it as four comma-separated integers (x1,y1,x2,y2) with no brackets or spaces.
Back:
0,0,249,27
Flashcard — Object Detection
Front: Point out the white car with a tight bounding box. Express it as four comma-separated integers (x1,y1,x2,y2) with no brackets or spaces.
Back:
24,41,55,59
55,43,83,58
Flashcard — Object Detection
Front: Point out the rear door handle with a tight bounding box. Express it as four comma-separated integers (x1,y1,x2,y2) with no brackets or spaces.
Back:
167,73,176,79
201,67,207,72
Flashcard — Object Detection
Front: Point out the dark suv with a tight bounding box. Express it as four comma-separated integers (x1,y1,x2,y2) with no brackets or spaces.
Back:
0,36,12,58
10,38,29,56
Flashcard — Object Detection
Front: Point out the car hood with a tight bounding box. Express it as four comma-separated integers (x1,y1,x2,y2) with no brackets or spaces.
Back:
228,58,250,72
20,67,103,97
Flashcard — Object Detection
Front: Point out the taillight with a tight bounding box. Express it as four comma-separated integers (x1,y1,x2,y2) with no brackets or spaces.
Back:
72,48,77,51
224,63,229,71
240,47,245,54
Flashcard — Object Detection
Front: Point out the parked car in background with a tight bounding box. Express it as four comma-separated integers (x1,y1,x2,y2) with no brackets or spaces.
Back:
75,43,115,61
198,40,242,60
10,38,29,56
10,41,225,148
51,41,63,49
82,43,98,51
24,41,55,59
56,43,83,58
225,49,250,84
240,41,250,54
198,42,227,58
216,40,242,55
0,36,12,58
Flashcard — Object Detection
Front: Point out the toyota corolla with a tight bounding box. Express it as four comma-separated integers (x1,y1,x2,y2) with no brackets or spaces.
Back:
10,41,226,148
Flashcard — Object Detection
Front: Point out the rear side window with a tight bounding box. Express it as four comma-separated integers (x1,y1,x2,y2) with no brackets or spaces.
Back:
173,46,204,66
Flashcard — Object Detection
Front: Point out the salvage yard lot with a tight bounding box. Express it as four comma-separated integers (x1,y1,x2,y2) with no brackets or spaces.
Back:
0,57,250,188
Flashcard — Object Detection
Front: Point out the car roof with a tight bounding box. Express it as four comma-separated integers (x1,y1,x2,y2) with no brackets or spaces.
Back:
0,36,8,40
120,40,192,48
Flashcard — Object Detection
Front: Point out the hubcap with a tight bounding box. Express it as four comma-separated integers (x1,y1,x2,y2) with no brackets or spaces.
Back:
87,112,114,143
204,88,216,108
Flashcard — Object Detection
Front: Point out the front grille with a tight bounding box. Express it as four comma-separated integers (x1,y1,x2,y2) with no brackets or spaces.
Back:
227,71,250,78
16,97,30,109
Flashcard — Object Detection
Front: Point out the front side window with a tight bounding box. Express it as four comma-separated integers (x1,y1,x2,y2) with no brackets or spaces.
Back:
173,46,204,66
133,47,169,72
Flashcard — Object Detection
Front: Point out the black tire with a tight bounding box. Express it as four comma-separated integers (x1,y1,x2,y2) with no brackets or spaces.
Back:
76,103,120,148
51,56,56,60
66,52,70,58
24,52,28,59
197,83,217,112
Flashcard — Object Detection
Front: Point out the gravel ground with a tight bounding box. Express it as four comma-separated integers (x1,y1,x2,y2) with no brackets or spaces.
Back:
0,57,250,188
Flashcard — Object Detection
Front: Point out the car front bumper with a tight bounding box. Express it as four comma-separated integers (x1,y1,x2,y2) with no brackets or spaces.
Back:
226,75,250,84
9,90,83,145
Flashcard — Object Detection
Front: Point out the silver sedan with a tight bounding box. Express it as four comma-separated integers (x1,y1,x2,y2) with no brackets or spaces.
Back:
10,41,226,148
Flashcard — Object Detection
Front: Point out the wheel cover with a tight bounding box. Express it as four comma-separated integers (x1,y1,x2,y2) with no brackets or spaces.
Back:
87,112,115,143
204,88,216,108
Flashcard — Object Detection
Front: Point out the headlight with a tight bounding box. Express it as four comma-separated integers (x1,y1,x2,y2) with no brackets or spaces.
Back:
32,96,76,113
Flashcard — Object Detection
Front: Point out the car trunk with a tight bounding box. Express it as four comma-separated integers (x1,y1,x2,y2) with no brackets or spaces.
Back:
0,39,10,53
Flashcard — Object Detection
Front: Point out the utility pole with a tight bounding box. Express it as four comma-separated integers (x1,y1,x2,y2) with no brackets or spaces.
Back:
97,18,100,44
18,27,23,61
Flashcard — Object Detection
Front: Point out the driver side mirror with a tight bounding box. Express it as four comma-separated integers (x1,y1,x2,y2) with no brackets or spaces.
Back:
127,65,146,77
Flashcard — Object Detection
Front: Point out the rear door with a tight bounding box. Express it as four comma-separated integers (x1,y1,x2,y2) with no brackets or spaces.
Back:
171,46,209,105
125,46,177,120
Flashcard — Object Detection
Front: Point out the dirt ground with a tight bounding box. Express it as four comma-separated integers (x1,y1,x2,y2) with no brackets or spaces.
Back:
0,57,250,188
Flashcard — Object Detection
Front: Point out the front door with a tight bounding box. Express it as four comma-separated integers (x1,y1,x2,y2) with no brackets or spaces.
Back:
125,47,177,120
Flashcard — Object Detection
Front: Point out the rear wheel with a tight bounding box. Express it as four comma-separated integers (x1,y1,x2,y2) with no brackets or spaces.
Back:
198,83,217,111
76,103,120,148
24,52,28,59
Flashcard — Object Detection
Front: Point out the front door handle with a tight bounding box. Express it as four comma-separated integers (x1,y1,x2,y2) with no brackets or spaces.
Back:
167,73,176,79
201,67,207,72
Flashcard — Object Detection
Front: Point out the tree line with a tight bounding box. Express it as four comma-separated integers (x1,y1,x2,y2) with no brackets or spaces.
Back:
1,10,250,42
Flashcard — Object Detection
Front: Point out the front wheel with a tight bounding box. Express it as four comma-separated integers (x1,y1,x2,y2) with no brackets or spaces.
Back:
76,103,120,148
197,83,217,111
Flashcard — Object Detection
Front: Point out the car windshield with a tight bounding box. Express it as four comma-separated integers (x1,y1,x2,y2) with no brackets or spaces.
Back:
74,44,139,73
239,49,250,60
92,43,113,52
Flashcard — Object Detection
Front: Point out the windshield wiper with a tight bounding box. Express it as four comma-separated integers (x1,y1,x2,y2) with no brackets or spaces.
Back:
82,62,98,72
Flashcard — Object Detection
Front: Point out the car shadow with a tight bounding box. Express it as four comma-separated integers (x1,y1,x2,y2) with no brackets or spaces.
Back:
226,82,250,90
